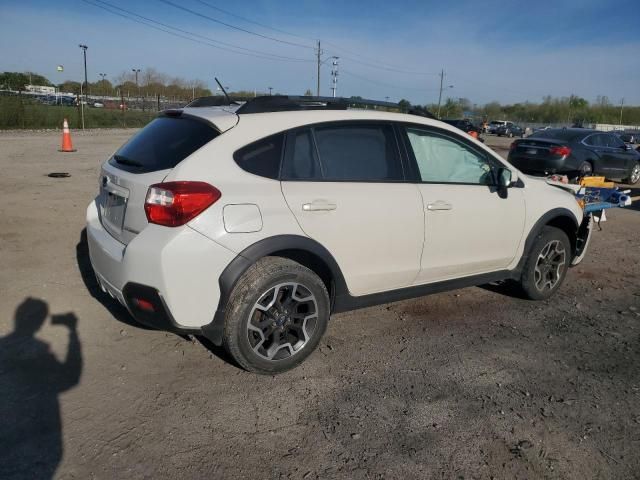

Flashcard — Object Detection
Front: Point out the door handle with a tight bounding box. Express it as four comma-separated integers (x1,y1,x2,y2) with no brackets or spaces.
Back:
426,201,453,211
302,201,337,211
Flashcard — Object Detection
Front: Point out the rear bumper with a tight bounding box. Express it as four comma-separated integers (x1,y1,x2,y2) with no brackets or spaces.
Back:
86,199,237,331
508,155,568,174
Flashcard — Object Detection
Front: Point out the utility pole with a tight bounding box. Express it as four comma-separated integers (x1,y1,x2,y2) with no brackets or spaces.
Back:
330,57,339,98
436,69,453,119
619,98,624,125
132,68,140,110
268,87,273,96
78,44,88,129
316,40,322,97
437,69,444,119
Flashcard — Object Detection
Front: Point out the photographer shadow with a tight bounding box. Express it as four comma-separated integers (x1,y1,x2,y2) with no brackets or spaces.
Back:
0,298,82,480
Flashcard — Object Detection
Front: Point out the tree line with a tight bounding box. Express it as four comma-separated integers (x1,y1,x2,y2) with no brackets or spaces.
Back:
0,69,213,101
399,95,640,126
2,70,637,125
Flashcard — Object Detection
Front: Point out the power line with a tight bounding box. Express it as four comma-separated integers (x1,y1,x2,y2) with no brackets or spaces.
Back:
157,0,315,50
162,0,436,75
192,0,314,43
82,0,312,63
323,41,438,76
341,68,439,92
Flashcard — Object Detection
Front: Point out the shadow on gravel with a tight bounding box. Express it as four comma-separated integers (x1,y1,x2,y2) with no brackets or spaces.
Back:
0,298,82,480
75,228,149,330
479,280,529,299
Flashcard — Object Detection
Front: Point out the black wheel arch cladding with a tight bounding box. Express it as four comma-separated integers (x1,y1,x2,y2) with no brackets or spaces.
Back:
202,235,347,346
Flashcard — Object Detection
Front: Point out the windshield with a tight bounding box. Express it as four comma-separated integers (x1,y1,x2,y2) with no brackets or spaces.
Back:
110,116,218,173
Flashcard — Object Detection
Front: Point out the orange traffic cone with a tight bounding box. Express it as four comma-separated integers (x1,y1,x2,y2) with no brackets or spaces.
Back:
59,118,76,152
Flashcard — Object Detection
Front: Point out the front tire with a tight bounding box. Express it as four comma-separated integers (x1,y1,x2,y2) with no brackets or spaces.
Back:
578,161,593,177
518,226,571,301
623,162,640,185
223,257,330,374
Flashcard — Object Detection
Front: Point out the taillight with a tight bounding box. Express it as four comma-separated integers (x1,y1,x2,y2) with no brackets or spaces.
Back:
144,181,221,227
509,142,517,151
550,146,571,157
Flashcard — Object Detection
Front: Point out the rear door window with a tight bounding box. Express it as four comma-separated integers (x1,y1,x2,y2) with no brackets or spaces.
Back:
281,130,322,180
312,124,403,181
110,116,218,173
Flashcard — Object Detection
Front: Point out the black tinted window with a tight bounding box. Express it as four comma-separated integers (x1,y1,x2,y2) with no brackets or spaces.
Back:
605,134,624,148
111,116,218,173
282,130,322,180
314,124,402,181
234,133,284,179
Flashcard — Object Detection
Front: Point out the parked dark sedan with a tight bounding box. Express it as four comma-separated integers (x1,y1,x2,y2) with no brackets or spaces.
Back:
496,123,525,138
442,119,481,134
508,128,640,184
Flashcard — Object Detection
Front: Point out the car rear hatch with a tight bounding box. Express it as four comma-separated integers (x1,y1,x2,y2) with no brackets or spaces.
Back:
97,109,237,245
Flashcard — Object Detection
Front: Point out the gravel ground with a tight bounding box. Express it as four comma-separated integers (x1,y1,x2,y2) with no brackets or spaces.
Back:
0,130,639,480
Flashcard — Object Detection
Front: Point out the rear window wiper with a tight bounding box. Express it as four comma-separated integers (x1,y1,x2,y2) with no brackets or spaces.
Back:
113,154,144,168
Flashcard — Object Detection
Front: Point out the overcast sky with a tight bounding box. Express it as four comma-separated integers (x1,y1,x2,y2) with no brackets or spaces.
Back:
1,0,638,105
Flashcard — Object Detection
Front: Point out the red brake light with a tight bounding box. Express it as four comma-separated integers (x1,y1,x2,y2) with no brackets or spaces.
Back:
509,142,517,151
550,146,571,157
144,181,221,227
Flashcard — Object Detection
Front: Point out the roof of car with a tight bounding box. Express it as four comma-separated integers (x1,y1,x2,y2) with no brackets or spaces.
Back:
528,128,597,141
182,107,450,132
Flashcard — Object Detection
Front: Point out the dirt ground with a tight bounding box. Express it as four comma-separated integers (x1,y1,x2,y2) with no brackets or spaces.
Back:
1,129,639,480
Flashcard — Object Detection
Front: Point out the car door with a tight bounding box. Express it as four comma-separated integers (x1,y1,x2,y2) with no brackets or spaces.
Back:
280,122,424,296
583,134,613,176
603,133,636,176
401,124,526,284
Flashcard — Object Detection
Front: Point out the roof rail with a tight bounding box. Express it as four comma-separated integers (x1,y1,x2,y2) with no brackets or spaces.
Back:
234,95,402,114
185,96,240,107
185,94,437,119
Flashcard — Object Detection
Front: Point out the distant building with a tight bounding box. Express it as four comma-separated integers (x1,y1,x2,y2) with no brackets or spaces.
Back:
25,84,55,95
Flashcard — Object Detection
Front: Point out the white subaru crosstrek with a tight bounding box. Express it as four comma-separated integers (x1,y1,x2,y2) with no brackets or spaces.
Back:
86,96,591,374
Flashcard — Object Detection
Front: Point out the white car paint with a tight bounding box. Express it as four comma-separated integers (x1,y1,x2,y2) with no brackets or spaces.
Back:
87,106,584,330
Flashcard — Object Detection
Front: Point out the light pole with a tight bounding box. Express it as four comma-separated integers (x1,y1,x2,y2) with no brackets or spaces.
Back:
268,86,273,96
78,44,88,129
436,69,454,119
132,68,140,110
99,73,107,100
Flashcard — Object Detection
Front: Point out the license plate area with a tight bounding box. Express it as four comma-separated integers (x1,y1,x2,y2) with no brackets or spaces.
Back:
526,148,538,155
100,181,129,234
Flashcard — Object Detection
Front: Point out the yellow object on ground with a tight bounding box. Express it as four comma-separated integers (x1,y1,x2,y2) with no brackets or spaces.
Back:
580,176,615,188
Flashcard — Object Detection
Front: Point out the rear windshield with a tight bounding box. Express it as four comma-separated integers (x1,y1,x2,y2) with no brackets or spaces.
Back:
109,116,218,173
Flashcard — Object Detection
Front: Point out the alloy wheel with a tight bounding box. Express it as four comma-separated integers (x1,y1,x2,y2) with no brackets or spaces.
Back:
630,164,640,184
246,282,318,361
534,240,566,292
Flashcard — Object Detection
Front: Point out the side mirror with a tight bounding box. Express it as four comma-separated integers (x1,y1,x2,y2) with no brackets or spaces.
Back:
498,167,515,188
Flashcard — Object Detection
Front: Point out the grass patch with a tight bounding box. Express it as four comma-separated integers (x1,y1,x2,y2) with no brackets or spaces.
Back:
0,96,156,129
